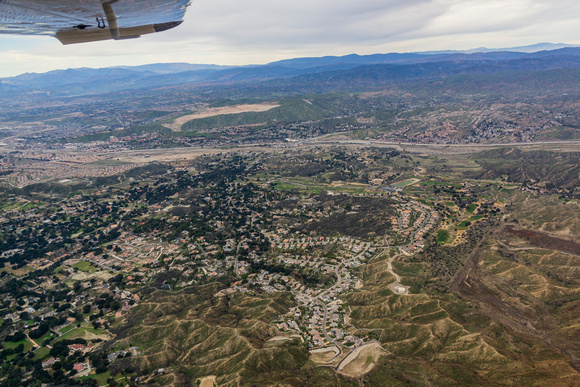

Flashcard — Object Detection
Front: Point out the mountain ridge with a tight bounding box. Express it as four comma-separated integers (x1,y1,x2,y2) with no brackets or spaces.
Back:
1,45,580,98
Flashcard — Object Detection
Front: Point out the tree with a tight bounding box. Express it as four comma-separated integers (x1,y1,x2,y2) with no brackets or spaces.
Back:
29,322,49,339
109,301,121,311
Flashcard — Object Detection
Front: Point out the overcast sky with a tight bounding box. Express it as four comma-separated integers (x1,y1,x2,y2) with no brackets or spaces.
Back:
0,0,579,77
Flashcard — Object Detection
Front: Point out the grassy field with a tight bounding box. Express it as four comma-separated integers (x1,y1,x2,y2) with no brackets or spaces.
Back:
4,339,33,352
33,347,50,360
54,325,109,342
1,264,33,277
392,178,421,188
72,261,97,273
466,203,477,213
80,371,111,386
436,229,450,245
455,220,471,230
38,331,58,344
59,324,76,334
411,154,481,171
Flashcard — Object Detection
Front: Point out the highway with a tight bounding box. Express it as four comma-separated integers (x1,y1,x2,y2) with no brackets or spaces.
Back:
306,138,580,150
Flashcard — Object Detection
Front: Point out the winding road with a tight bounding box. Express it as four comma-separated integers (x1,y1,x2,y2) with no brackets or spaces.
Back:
384,208,432,295
234,239,247,278
385,252,409,295
287,204,434,361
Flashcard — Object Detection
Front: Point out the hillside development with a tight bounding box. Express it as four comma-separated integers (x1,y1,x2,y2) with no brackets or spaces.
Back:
1,47,580,385
0,144,580,385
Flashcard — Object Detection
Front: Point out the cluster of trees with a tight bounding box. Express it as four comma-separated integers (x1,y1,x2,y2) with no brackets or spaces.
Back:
0,335,105,386
413,219,498,293
0,194,132,268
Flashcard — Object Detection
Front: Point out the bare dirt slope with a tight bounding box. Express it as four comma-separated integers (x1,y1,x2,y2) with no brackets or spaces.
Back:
337,341,385,378
503,225,580,254
115,284,310,386
165,103,280,131
451,240,580,375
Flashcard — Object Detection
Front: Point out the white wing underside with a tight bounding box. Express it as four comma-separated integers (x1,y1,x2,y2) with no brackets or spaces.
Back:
0,0,191,44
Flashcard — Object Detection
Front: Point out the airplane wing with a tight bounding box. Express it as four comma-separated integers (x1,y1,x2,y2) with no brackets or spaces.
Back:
0,0,191,44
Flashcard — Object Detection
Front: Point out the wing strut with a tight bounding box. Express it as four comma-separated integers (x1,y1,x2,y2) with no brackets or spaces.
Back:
102,1,120,40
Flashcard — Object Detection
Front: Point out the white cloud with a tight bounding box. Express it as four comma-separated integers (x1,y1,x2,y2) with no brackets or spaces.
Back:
177,0,446,47
0,0,579,76
419,0,580,37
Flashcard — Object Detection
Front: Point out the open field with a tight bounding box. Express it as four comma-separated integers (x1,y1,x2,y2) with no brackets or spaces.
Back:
4,339,33,352
199,375,217,387
54,325,109,342
164,103,280,131
392,178,421,188
337,341,385,378
72,261,97,273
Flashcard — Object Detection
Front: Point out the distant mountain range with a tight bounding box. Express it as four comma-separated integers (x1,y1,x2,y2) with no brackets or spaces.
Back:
1,43,580,98
114,63,233,74
459,42,580,53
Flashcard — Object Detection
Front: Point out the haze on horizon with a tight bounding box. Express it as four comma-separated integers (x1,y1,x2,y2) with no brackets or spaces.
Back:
0,0,579,77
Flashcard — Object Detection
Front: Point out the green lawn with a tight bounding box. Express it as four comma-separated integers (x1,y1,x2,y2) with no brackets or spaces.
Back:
38,331,58,344
55,324,109,343
34,346,50,360
55,328,81,341
466,204,477,214
392,178,421,188
21,202,37,210
4,339,33,352
275,182,299,191
80,371,111,386
59,324,76,334
436,229,449,245
72,261,96,273
469,215,485,221
455,221,471,230
53,266,66,274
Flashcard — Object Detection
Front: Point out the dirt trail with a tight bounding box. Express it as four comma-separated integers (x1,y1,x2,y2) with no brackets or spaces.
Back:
25,332,40,349
386,253,410,295
310,347,340,363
